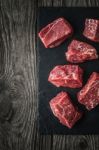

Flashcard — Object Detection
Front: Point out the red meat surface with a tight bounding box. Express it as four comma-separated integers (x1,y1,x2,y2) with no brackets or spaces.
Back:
48,65,83,88
78,72,99,110
38,18,73,48
65,40,98,63
49,91,82,128
83,19,99,42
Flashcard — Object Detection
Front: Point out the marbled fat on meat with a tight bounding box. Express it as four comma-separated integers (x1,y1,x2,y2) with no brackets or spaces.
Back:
83,19,99,42
65,40,98,63
78,72,99,110
48,65,83,88
38,18,73,48
49,92,82,128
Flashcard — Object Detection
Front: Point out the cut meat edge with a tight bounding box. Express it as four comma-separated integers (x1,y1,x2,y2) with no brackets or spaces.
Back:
49,92,83,128
48,36,69,48
39,18,73,48
66,39,98,63
83,33,99,42
77,72,99,110
50,102,82,128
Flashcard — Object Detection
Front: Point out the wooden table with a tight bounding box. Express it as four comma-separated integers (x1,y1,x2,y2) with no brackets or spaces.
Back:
0,0,99,150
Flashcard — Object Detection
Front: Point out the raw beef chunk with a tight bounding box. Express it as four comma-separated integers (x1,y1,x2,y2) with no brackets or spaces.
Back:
38,18,73,48
83,19,99,42
48,65,83,88
65,40,98,63
78,72,99,110
49,91,82,128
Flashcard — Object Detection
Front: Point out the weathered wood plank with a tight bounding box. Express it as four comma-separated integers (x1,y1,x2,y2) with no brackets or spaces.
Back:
38,0,99,7
0,0,39,150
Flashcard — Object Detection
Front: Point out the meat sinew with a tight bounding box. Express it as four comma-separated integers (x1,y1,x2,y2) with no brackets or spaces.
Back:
49,91,82,128
83,19,99,42
78,72,99,110
65,40,98,63
48,65,83,88
38,18,73,48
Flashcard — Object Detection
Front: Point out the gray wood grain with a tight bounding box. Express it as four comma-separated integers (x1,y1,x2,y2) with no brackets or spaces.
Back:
0,0,99,150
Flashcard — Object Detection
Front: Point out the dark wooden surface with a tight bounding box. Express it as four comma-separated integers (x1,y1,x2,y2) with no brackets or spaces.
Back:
0,0,99,150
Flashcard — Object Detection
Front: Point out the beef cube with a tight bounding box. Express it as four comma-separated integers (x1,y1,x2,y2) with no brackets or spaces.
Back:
78,72,99,110
48,65,83,88
83,19,99,42
49,92,82,128
38,18,73,48
65,40,98,63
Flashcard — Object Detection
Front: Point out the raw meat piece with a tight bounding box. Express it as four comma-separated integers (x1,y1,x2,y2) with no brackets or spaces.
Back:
38,18,73,48
49,91,82,128
65,40,98,63
83,19,99,42
48,65,83,88
78,72,99,110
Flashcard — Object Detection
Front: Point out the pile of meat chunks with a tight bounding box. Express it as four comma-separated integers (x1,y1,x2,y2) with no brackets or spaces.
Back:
38,17,99,128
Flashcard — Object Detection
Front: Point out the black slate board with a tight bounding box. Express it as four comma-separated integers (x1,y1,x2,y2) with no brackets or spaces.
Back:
38,7,99,134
